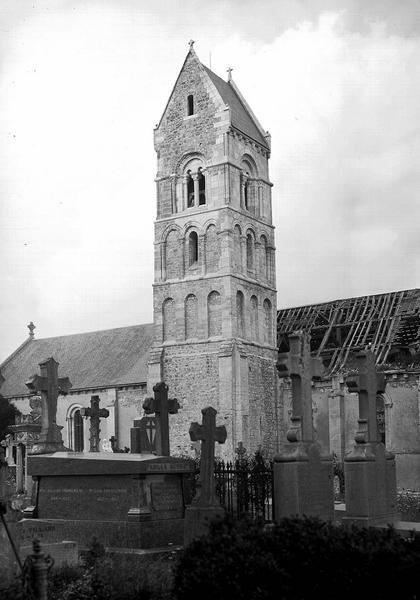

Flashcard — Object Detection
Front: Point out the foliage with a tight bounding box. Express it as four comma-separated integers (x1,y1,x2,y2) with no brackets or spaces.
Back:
397,489,420,522
174,514,420,600
0,396,20,442
47,537,176,600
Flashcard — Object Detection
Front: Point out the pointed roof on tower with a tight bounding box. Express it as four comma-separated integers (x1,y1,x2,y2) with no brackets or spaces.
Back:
156,42,270,151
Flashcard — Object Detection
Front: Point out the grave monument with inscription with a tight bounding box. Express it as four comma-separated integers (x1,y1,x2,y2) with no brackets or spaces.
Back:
17,378,194,550
275,331,334,521
17,452,195,550
343,349,397,525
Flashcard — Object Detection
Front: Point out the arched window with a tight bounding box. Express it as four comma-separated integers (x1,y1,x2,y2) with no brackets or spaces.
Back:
187,171,194,207
185,294,198,339
165,229,181,280
163,298,176,341
189,231,198,266
233,225,242,272
246,232,254,272
67,405,85,452
244,179,249,210
263,299,272,344
187,94,194,116
198,168,206,205
208,291,222,337
205,224,219,273
74,410,84,451
236,291,245,337
250,295,258,340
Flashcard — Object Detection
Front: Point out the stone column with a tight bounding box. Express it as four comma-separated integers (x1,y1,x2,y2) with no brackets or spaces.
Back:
16,444,24,494
170,175,177,213
192,172,199,207
240,235,247,273
199,234,205,275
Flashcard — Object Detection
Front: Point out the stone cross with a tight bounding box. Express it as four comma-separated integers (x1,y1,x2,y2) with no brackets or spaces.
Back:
277,331,324,442
189,406,227,506
227,67,233,81
188,39,195,49
80,395,110,452
143,382,180,456
345,349,385,444
26,357,71,454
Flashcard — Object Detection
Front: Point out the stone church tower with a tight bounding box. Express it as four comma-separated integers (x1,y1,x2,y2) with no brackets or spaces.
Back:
148,44,278,457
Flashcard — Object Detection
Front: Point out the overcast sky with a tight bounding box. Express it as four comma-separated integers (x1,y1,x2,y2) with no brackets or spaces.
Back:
1,0,420,361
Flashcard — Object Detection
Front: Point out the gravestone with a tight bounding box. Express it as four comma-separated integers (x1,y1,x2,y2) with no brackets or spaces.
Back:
16,452,195,551
274,331,334,521
80,395,109,452
343,350,397,525
143,382,180,456
130,417,158,454
25,358,71,455
184,406,227,545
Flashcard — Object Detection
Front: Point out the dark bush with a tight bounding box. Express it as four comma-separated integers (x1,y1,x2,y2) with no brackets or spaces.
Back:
174,515,420,600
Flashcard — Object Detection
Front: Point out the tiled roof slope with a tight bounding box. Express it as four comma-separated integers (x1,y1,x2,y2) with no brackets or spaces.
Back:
277,289,420,375
1,323,154,398
203,65,269,150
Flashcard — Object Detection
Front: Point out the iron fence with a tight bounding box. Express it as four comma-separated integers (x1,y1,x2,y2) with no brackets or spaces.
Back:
214,459,274,522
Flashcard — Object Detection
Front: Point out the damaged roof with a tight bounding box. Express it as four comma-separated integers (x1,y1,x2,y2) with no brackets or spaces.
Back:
277,288,420,374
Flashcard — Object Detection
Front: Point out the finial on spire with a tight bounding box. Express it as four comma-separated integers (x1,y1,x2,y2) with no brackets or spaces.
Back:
28,321,36,338
188,39,195,49
227,67,233,82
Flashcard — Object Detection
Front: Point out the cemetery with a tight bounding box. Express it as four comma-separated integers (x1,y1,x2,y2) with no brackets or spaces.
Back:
1,37,420,600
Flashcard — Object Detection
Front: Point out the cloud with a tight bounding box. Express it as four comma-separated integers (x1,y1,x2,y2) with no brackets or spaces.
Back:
0,3,420,358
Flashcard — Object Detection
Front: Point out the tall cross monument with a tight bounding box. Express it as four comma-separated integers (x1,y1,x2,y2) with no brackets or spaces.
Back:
80,395,110,452
184,406,227,544
143,382,180,456
274,331,334,521
343,349,397,525
25,357,72,454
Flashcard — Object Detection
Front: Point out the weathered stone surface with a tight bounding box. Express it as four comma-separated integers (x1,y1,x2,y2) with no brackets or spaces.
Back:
149,46,278,459
275,331,334,521
26,357,71,455
344,350,398,526
19,452,194,549
184,406,227,544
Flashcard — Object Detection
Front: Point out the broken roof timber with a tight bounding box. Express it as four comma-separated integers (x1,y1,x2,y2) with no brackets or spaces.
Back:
277,288,420,375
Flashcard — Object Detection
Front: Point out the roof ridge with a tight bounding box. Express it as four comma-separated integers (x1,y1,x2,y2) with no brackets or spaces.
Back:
227,78,269,146
277,287,420,313
0,336,34,370
23,322,154,344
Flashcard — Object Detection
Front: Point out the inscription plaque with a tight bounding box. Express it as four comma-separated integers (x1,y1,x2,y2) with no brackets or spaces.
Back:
38,475,133,521
150,476,182,512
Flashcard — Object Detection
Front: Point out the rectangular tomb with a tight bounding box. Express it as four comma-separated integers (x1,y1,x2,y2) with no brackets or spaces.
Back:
16,452,195,550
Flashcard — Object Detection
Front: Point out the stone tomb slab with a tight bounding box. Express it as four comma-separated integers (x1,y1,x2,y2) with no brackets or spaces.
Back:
17,452,194,550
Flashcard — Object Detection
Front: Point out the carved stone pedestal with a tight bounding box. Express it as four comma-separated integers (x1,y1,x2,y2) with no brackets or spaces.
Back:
273,440,334,522
343,441,397,526
184,504,225,546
